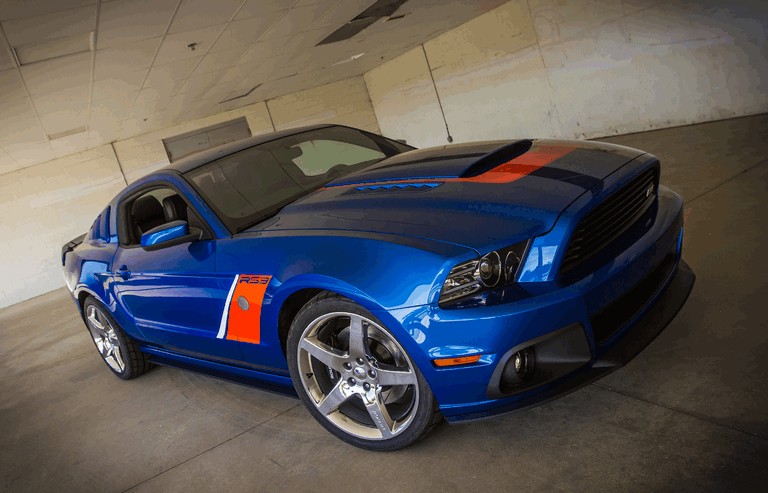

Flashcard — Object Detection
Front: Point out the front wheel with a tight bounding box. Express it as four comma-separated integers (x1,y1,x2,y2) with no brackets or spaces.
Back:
287,293,442,451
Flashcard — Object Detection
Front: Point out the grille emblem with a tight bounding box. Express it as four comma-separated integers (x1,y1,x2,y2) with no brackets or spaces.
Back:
646,185,654,197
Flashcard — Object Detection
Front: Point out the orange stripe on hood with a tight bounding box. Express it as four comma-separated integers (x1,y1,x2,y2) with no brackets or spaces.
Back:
324,144,576,189
457,145,576,184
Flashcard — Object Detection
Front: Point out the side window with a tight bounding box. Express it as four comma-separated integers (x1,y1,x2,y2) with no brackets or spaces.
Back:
120,186,208,246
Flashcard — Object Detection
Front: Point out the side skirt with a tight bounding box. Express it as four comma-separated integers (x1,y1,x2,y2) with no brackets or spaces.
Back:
140,346,298,398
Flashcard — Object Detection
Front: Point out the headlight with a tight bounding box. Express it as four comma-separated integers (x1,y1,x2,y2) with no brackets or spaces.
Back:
439,241,529,304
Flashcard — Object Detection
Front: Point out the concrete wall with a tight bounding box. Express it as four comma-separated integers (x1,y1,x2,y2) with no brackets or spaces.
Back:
364,0,768,148
0,76,378,308
112,102,275,184
0,146,125,307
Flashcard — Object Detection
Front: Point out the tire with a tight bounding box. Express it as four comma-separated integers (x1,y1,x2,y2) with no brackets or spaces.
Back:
287,292,442,451
82,297,152,380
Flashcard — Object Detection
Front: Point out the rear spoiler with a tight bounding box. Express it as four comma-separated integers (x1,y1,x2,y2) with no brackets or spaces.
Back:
61,233,86,266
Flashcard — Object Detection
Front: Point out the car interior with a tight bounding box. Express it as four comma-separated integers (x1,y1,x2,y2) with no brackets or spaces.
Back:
127,189,206,245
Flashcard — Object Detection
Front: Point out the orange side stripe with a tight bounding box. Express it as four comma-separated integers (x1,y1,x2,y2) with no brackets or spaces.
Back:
225,275,271,344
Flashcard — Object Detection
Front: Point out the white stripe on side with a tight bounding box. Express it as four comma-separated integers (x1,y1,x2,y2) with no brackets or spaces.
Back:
216,275,240,339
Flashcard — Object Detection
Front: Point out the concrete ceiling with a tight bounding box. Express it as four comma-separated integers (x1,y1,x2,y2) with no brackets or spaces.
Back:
0,0,506,172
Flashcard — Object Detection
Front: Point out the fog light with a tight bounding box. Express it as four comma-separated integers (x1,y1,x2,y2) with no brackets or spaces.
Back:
502,346,535,386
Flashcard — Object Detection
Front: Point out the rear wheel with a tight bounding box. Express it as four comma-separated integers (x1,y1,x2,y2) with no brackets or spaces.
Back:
287,293,441,451
83,297,152,380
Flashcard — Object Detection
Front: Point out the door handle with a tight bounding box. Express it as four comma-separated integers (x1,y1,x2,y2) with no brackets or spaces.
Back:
117,265,131,279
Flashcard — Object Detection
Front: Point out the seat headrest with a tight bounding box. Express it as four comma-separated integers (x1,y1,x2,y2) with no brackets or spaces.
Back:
132,195,163,222
162,195,188,222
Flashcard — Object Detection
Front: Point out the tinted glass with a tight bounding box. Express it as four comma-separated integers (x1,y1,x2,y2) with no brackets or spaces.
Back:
124,187,176,245
184,126,410,232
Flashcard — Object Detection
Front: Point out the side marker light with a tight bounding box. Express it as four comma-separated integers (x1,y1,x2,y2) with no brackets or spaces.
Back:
434,355,482,367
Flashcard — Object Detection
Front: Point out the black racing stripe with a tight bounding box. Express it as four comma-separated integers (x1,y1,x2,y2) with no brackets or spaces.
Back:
528,166,603,190
526,147,636,189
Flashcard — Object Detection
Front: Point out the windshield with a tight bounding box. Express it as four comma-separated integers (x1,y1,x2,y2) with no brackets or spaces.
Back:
184,126,412,233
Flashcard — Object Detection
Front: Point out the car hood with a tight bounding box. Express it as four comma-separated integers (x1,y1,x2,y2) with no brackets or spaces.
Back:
242,139,646,252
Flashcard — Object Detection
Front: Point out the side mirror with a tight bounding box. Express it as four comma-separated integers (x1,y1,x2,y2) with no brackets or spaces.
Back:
140,220,199,251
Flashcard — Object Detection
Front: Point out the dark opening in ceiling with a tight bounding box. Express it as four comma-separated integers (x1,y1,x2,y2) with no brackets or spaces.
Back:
219,83,262,104
317,0,409,45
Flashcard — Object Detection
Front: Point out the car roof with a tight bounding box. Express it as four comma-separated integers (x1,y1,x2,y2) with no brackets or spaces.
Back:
161,123,335,174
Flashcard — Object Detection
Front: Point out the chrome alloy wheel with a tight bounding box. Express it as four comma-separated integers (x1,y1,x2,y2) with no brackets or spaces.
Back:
297,312,419,440
86,304,125,373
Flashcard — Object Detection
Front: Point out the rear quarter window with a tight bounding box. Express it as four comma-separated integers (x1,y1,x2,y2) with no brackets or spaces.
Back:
99,206,111,240
87,207,111,241
87,215,101,241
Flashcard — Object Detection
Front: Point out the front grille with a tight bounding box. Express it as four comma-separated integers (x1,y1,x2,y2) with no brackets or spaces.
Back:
560,168,658,274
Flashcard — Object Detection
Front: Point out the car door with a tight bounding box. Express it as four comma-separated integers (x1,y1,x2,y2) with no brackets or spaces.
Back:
111,181,243,362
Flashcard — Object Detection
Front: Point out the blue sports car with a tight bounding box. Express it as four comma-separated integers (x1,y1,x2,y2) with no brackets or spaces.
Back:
62,124,694,450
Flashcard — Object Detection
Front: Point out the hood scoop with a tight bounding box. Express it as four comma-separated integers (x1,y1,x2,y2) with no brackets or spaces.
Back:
459,140,533,178
327,139,533,188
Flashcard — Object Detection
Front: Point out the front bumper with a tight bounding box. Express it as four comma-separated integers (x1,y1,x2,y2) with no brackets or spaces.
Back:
379,186,694,421
445,258,694,422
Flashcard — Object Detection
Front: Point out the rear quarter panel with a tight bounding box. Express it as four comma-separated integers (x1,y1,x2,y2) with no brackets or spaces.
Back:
64,238,121,324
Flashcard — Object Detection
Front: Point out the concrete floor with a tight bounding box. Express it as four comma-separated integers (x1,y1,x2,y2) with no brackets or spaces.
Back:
2,115,767,492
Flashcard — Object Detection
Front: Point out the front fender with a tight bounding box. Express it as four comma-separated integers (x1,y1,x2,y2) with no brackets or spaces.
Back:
260,273,384,341
270,273,379,311
220,232,476,312
218,233,476,362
